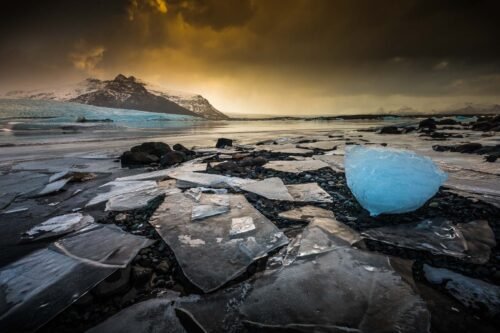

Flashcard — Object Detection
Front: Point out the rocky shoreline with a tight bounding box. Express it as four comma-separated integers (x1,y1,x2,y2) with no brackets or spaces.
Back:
1,116,499,333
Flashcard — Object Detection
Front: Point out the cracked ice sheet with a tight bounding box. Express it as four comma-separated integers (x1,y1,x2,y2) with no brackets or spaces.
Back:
115,155,213,182
362,219,496,264
263,160,331,173
54,224,154,268
149,193,288,292
254,143,314,155
240,177,293,201
169,171,256,190
278,205,335,222
297,141,338,151
34,178,71,196
287,183,333,203
21,213,94,241
177,248,429,333
423,265,500,316
12,157,120,174
0,225,152,332
87,296,192,333
86,180,158,207
312,154,345,172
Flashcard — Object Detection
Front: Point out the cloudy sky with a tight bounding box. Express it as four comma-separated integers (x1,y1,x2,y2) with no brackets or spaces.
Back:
1,0,499,115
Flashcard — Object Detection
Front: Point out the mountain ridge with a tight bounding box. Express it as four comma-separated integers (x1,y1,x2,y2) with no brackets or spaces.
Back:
2,75,229,120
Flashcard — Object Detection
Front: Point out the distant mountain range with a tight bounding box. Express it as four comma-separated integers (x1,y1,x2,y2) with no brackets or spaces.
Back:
3,74,229,120
377,104,500,117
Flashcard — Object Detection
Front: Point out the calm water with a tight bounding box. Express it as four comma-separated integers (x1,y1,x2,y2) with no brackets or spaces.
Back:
0,99,414,146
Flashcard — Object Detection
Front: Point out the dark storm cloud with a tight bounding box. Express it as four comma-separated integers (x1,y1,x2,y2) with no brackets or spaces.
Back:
0,0,499,103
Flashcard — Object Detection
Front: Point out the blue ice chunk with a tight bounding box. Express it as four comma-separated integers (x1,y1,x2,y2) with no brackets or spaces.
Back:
345,145,447,216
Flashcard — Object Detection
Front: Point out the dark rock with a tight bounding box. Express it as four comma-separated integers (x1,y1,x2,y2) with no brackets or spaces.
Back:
160,151,186,167
173,143,194,155
378,126,402,134
155,260,170,275
215,138,233,148
92,266,131,297
484,154,498,162
454,143,483,153
131,266,152,285
213,161,239,171
239,156,268,167
131,142,171,158
120,151,159,167
436,118,458,125
419,118,437,130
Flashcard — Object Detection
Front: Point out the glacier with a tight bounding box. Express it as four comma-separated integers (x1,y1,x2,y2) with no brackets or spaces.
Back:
345,145,447,216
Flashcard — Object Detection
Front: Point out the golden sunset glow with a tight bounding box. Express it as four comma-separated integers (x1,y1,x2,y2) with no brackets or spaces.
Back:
1,0,499,115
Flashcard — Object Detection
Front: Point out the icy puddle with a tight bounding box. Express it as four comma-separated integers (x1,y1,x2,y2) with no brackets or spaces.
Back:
149,193,288,292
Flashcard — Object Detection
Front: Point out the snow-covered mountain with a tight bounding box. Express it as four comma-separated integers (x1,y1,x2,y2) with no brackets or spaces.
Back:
2,75,229,120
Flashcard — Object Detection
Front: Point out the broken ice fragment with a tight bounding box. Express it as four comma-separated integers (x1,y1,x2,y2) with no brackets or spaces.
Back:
178,247,430,333
49,170,70,183
0,225,151,332
149,193,288,292
230,217,256,236
278,205,335,222
192,204,230,221
263,160,330,173
35,178,70,196
240,177,293,201
345,145,447,216
423,264,500,316
286,183,333,203
87,297,189,333
54,224,154,268
361,219,495,264
169,171,255,189
297,141,337,151
86,180,158,207
21,213,94,241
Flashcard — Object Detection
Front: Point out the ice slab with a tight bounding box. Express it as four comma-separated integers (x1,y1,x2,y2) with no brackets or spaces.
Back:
105,184,181,212
54,224,154,268
286,183,333,203
178,248,429,333
0,192,16,210
21,213,94,241
86,180,158,207
87,297,189,333
278,205,335,222
312,154,345,172
362,219,495,264
169,171,255,189
0,225,151,332
49,170,70,183
297,141,337,150
185,187,228,201
240,177,293,201
35,178,71,196
263,160,330,173
115,156,212,181
0,172,48,197
149,193,288,292
255,143,313,155
424,264,500,316
192,203,230,221
345,145,447,216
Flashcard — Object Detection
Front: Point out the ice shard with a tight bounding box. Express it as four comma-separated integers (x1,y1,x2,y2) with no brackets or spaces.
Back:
0,225,152,332
21,213,94,241
54,224,154,268
362,219,495,264
168,171,255,189
263,160,331,173
240,177,294,201
86,180,158,207
345,145,447,216
149,193,288,292
286,183,333,203
424,264,500,316
87,297,190,333
278,205,335,222
35,178,71,196
177,248,430,333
